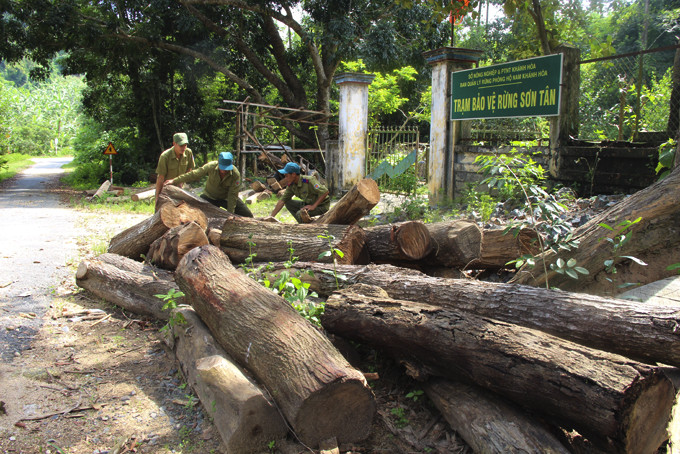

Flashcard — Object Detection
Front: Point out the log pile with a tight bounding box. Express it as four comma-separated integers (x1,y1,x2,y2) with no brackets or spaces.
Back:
74,181,680,453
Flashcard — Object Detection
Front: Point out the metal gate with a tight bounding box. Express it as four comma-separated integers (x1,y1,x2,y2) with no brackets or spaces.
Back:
365,127,424,195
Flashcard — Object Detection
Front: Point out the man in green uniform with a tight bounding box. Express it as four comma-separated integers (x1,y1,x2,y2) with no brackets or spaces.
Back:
155,132,195,202
165,151,253,217
270,162,329,223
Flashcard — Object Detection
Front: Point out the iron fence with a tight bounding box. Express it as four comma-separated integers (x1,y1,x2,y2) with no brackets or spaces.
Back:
366,127,426,194
579,45,677,142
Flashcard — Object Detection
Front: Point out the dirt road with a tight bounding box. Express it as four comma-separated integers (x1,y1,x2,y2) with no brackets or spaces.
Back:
0,157,81,362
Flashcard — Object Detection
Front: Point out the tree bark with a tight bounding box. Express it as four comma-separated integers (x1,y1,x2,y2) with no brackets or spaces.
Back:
167,307,288,453
257,262,680,367
75,253,178,320
510,165,680,296
107,201,207,261
174,245,376,446
424,378,570,454
219,215,368,265
314,179,380,225
466,227,541,269
148,221,209,270
322,285,674,454
364,221,432,262
423,220,482,268
158,184,234,220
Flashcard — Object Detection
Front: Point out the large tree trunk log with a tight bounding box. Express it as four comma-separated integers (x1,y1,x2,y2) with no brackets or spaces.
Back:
167,307,288,452
364,221,432,262
314,179,380,225
423,220,482,268
257,262,680,367
322,285,674,454
468,228,541,269
174,245,376,446
159,184,233,220
219,215,368,265
148,221,209,270
108,202,207,260
424,378,569,454
75,253,177,320
511,167,680,295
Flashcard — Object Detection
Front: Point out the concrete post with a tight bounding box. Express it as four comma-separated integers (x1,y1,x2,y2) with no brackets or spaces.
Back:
423,47,483,204
333,72,375,192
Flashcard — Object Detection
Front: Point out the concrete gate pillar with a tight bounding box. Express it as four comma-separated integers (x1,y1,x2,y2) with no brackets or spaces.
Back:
332,72,375,192
423,47,483,204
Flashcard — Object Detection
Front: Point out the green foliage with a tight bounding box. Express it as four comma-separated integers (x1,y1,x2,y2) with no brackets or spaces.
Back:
598,217,647,287
475,148,547,203
656,138,676,179
405,389,424,402
0,153,34,183
0,65,85,156
317,231,346,291
155,288,187,333
240,237,323,326
390,406,409,428
462,189,496,223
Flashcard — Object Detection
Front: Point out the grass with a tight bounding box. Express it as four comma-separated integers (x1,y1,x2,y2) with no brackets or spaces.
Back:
0,153,40,183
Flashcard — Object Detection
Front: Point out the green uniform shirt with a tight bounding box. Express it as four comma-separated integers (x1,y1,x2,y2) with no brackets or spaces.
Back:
155,147,195,179
281,175,330,209
174,161,242,213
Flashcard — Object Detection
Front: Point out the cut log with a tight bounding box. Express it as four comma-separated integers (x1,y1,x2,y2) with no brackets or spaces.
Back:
423,220,482,268
256,262,680,367
131,188,156,202
89,180,111,200
322,285,674,454
75,253,178,320
167,307,288,452
314,179,380,225
246,191,271,204
511,167,680,295
468,227,541,269
219,215,367,265
207,228,222,246
158,184,234,220
174,245,376,446
269,181,283,192
107,202,207,260
619,275,680,306
257,150,285,171
251,180,266,192
148,221,209,270
424,378,570,454
364,221,433,262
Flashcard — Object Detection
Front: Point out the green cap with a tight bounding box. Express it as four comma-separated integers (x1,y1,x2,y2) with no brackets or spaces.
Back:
173,132,188,146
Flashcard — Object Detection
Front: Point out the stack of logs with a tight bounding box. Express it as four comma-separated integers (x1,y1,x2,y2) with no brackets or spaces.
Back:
74,178,680,453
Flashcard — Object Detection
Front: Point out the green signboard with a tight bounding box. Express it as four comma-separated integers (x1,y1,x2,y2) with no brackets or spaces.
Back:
450,54,563,120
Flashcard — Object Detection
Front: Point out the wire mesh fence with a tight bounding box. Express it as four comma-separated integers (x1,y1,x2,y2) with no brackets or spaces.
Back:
579,45,677,142
366,127,425,194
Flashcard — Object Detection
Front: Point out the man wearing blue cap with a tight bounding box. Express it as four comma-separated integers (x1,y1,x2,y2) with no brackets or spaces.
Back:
165,151,253,217
270,162,329,223
155,132,195,202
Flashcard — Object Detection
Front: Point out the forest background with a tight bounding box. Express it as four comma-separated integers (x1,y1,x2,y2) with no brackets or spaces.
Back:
0,0,678,189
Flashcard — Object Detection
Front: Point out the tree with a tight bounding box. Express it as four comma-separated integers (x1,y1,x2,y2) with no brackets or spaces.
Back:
0,0,444,159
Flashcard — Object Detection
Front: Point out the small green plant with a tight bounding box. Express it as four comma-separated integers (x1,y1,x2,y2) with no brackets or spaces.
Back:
268,440,276,452
667,263,680,274
390,406,409,428
405,389,424,402
155,288,187,333
185,393,197,409
598,217,647,287
317,231,348,291
240,237,322,325
550,257,589,280
656,138,677,180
